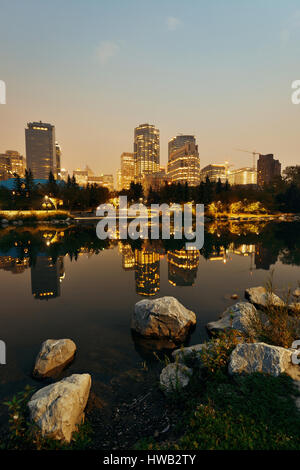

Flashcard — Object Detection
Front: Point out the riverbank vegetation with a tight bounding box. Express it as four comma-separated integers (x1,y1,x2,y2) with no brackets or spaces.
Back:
0,165,300,214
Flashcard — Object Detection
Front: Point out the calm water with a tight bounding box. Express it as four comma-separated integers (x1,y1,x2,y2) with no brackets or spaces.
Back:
0,220,300,411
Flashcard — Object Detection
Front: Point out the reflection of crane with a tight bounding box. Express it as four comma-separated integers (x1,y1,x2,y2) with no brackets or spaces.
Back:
234,149,261,170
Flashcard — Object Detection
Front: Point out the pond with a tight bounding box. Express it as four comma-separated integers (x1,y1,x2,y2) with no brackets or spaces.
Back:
0,220,299,419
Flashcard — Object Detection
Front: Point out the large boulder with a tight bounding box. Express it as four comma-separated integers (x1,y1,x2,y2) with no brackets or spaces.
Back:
206,302,257,335
160,363,192,394
33,339,76,378
28,374,91,442
245,286,284,309
228,342,300,381
131,297,196,342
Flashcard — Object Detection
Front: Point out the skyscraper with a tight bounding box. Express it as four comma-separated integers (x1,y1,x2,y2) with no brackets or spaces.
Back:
55,143,62,179
257,154,281,186
168,135,196,160
134,124,160,183
168,136,200,186
120,152,135,190
25,121,56,179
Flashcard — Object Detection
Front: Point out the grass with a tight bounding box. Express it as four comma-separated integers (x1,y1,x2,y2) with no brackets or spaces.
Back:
1,385,93,450
135,372,300,450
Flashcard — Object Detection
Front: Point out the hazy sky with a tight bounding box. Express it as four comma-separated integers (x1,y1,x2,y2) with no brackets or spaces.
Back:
0,0,300,177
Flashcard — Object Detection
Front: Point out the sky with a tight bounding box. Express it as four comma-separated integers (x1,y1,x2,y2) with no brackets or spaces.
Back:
0,0,300,178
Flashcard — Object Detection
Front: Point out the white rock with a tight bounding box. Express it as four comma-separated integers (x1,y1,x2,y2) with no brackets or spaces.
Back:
132,296,196,342
228,342,300,381
206,302,257,335
33,339,77,378
245,286,284,309
160,363,192,394
28,373,91,442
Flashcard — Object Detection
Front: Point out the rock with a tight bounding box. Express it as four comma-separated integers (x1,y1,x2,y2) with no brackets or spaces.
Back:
245,286,284,309
131,296,196,342
33,339,76,378
228,342,300,381
172,343,205,363
160,363,192,394
293,288,300,298
206,302,258,335
1,218,8,224
28,373,91,442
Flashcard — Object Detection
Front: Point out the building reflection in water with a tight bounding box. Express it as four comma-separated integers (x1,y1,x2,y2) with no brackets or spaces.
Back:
31,256,64,300
134,246,160,296
118,242,135,270
255,243,278,270
168,249,199,286
0,255,29,274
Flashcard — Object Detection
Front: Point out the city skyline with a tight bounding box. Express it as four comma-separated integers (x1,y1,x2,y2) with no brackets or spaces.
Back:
1,1,300,175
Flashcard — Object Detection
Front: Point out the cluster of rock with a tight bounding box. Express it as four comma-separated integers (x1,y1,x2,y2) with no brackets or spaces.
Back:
149,290,300,396
27,338,91,442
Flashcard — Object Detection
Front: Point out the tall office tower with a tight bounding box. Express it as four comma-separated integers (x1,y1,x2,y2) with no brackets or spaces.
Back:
200,164,227,183
55,143,62,179
168,135,196,160
120,152,135,190
25,121,56,179
134,124,160,183
168,139,200,186
257,154,281,186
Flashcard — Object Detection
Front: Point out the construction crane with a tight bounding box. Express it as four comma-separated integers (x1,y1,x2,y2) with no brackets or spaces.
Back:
234,149,261,170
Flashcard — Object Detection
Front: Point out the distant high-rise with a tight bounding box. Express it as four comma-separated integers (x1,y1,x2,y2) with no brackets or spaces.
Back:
168,135,196,160
134,124,160,183
25,121,56,179
228,167,257,186
0,150,25,179
120,152,135,190
200,164,227,183
116,168,122,191
168,135,200,186
257,154,281,186
55,143,62,179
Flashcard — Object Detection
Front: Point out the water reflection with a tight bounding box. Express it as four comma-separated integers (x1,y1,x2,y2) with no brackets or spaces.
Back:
31,256,64,300
0,221,300,300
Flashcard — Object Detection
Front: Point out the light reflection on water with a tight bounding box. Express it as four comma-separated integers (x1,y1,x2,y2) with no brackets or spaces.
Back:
0,221,299,408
